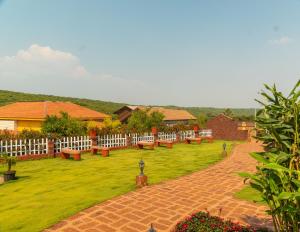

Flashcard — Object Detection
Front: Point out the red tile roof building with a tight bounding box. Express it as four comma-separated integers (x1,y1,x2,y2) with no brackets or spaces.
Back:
0,101,110,131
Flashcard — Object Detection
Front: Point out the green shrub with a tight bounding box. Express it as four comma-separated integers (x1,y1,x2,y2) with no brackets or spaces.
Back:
41,112,87,137
240,80,300,231
127,110,164,133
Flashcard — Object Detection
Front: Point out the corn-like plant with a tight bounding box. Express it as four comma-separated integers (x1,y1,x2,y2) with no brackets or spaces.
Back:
255,80,299,170
240,80,300,232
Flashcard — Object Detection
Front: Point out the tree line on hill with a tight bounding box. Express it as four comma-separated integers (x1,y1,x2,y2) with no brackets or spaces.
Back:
0,90,256,119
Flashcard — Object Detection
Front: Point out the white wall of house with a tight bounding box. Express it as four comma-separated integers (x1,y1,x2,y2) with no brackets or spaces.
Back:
0,120,17,130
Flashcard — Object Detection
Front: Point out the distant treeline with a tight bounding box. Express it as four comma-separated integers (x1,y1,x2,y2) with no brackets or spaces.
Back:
0,90,256,120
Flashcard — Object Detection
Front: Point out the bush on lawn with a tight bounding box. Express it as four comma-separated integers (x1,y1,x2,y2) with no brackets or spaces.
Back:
42,112,87,137
175,211,268,232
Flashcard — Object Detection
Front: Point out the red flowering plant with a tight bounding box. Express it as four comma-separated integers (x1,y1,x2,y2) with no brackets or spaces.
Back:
175,211,269,232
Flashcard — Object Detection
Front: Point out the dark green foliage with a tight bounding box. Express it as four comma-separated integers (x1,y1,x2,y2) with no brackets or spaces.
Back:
127,110,164,133
18,129,44,139
197,113,208,128
41,112,87,137
255,81,300,159
0,129,44,140
148,111,165,129
175,211,268,232
223,108,234,117
240,80,300,232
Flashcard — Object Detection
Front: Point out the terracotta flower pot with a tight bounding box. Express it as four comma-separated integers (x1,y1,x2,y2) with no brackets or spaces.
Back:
73,153,81,161
101,148,109,157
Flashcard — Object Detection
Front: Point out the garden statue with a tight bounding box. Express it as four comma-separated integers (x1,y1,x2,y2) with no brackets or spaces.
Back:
222,143,227,157
136,158,148,188
139,159,145,176
148,224,156,232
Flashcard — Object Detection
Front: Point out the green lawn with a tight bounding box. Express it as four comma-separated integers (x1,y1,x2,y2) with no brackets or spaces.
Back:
235,185,265,204
0,141,234,232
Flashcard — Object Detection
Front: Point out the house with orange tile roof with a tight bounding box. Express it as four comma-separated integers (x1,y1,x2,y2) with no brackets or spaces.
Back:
0,101,110,132
114,105,196,125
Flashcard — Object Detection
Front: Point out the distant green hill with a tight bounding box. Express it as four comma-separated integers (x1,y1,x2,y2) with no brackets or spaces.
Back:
0,90,124,115
0,90,256,117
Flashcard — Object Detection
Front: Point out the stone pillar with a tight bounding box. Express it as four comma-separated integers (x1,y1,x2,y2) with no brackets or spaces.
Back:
91,135,97,147
48,140,55,158
152,127,158,144
176,132,181,143
194,125,199,138
126,134,132,147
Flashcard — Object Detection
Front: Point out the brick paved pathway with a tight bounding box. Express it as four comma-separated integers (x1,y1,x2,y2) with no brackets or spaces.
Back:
46,141,272,232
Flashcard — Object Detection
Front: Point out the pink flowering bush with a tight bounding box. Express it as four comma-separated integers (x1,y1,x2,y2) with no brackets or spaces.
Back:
175,211,268,232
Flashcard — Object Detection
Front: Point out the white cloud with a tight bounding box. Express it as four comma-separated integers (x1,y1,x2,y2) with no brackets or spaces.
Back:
269,36,292,45
0,44,89,78
0,44,159,104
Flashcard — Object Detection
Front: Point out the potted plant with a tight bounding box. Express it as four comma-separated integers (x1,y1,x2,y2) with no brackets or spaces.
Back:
0,153,17,182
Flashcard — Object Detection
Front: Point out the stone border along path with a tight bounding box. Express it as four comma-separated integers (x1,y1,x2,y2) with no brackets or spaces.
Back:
46,141,272,232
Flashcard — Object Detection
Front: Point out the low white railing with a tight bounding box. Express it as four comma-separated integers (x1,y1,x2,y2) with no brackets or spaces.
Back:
179,130,195,140
0,130,211,157
199,129,213,137
158,132,177,141
131,133,154,145
54,136,91,153
97,134,127,148
0,138,48,156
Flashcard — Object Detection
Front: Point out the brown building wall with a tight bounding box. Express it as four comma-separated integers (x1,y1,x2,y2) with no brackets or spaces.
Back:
206,114,248,140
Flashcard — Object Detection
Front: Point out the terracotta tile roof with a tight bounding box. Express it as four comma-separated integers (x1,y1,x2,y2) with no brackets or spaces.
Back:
0,102,110,120
149,107,196,121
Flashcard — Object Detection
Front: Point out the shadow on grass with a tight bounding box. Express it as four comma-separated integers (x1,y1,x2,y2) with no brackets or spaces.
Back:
0,175,30,186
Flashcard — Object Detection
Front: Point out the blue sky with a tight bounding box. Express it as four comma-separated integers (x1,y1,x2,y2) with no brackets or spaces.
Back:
0,0,299,107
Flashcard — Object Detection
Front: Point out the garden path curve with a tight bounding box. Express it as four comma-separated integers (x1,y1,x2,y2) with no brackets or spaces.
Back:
46,141,272,232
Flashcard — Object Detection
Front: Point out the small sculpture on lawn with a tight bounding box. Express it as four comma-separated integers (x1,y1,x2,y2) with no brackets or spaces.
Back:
222,143,227,157
136,158,148,188
148,223,157,232
139,159,145,176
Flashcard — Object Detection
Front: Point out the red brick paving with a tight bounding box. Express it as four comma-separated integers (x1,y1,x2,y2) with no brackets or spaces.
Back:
45,141,272,232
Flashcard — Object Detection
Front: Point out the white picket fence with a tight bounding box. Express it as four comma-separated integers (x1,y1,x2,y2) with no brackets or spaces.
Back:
0,130,211,157
97,134,127,148
179,130,195,140
0,138,48,156
199,129,213,137
158,132,177,141
131,133,154,145
54,136,91,153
